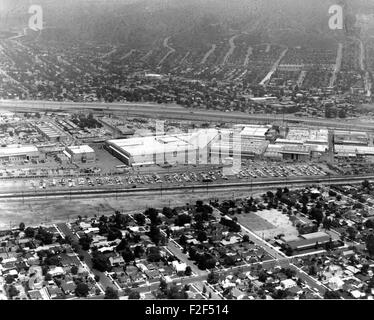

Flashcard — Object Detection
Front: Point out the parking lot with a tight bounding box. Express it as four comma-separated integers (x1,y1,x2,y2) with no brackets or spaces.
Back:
16,163,329,192
233,164,327,179
0,162,330,194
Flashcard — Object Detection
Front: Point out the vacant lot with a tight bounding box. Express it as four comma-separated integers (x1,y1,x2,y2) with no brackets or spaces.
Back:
238,208,299,240
0,189,256,230
237,212,275,232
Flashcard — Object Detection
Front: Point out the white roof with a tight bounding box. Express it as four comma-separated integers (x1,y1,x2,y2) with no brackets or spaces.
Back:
107,129,218,156
335,145,374,155
281,279,297,288
66,145,95,154
240,126,269,137
0,145,38,156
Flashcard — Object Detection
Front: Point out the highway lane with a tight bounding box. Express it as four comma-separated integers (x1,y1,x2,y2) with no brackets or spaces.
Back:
1,99,374,131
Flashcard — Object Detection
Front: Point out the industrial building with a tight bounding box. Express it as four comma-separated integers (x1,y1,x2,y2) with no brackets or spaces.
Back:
0,145,40,164
64,145,95,163
267,127,329,160
334,145,374,158
282,231,338,252
105,129,219,166
333,130,369,146
36,122,69,143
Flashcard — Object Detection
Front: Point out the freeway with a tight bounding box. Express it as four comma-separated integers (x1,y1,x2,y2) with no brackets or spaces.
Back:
1,99,374,131
2,174,374,200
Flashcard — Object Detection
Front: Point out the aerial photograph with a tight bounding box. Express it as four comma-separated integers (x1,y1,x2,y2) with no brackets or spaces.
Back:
0,0,374,303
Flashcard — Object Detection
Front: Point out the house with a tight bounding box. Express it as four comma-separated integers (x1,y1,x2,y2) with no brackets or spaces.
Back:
47,286,64,299
144,269,159,280
109,256,125,267
281,279,297,289
351,290,366,299
28,289,43,300
48,267,65,277
171,261,187,274
60,281,76,295
328,276,345,291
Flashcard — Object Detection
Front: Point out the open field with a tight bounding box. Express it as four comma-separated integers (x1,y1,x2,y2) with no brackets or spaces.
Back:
239,209,299,240
0,189,257,230
237,212,275,232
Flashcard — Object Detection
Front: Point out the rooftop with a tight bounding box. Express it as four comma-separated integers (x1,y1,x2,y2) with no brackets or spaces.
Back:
0,144,38,156
66,145,95,154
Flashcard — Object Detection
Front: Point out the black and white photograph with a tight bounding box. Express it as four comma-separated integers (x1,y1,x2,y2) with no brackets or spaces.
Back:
0,0,374,308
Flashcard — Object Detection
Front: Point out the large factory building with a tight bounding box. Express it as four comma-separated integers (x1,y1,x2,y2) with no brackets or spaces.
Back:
105,129,218,166
0,145,40,164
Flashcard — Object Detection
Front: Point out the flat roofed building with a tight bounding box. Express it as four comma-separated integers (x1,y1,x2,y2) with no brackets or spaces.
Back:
0,144,40,163
65,145,95,163
286,232,333,251
106,129,218,166
36,122,68,142
335,145,374,157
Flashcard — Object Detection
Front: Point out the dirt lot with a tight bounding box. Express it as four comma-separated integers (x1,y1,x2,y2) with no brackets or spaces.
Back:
237,212,275,232
239,208,299,241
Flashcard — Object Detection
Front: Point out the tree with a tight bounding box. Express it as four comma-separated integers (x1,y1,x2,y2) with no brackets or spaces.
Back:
71,265,79,275
79,235,92,251
24,227,35,238
8,285,19,299
147,247,161,262
75,283,89,297
116,238,128,252
149,225,162,245
223,255,236,266
107,228,122,241
179,234,187,246
5,275,14,284
162,207,174,219
122,247,135,263
159,278,168,293
347,226,358,241
104,287,119,299
185,266,192,276
258,270,268,282
308,264,317,276
242,235,250,242
35,227,53,245
366,234,374,256
197,231,208,242
128,290,140,300
324,290,341,299
207,271,219,285
92,253,111,272
134,245,145,258
19,222,25,231
167,285,184,299
134,213,146,226
362,179,371,190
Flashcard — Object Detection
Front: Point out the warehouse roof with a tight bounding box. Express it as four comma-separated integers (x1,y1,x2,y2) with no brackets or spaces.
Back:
66,145,95,154
107,129,218,156
0,145,38,156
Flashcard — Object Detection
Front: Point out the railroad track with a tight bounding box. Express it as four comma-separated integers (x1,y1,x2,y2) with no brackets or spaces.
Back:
1,174,373,200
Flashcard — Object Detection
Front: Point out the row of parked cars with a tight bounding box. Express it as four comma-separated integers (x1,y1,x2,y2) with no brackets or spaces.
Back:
236,164,327,179
29,169,228,189
28,164,328,190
